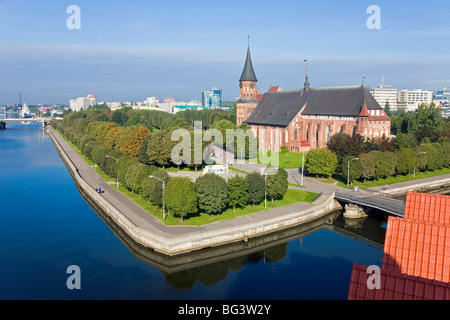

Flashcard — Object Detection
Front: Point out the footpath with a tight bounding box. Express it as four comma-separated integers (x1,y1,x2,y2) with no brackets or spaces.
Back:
48,127,339,256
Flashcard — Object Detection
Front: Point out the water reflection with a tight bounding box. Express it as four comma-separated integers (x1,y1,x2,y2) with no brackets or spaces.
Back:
78,180,387,292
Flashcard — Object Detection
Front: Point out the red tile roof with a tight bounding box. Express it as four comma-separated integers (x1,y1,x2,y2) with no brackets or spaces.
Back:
404,192,450,225
383,217,450,283
268,86,282,92
348,264,450,300
348,192,450,300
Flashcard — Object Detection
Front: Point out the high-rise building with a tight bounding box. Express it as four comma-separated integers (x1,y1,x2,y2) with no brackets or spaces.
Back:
69,94,96,112
369,85,397,110
397,89,434,112
202,87,222,109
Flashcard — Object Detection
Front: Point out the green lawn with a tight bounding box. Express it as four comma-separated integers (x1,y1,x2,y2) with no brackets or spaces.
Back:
249,151,304,169
60,129,319,226
108,187,318,226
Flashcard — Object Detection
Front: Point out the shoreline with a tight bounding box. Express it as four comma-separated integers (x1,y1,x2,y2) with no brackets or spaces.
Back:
47,126,340,256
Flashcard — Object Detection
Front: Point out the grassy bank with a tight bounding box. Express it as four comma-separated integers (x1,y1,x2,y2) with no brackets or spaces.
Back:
111,185,318,226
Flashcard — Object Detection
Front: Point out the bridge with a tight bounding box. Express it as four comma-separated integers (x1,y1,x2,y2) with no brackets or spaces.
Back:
0,118,51,129
335,190,405,217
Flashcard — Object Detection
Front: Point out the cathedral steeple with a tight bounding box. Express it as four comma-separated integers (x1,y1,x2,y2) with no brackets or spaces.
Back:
239,46,258,82
304,59,310,90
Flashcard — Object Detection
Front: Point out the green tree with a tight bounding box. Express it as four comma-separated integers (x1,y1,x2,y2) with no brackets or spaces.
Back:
117,156,138,186
165,177,198,222
359,153,375,182
125,163,156,194
369,150,389,180
227,176,249,212
141,169,170,207
342,156,362,184
265,168,288,204
395,148,416,176
146,130,173,168
246,172,265,208
305,149,338,178
195,174,228,216
441,141,450,168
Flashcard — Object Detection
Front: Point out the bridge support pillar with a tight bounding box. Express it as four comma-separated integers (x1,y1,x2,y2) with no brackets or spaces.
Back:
343,204,368,219
0,121,5,130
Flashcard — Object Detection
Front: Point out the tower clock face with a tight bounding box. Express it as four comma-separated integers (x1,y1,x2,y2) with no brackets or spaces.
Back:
250,82,255,89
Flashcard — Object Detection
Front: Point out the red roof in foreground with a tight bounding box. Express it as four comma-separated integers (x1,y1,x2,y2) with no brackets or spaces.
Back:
404,192,450,225
383,217,450,283
348,193,450,300
348,264,450,300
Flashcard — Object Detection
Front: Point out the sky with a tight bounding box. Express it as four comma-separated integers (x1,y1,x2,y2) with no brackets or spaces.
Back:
1,0,450,105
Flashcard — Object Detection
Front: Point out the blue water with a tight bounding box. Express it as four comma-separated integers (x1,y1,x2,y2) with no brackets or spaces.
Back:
0,124,384,300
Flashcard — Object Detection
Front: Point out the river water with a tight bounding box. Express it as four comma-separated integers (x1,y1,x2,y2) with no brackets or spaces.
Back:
0,123,387,300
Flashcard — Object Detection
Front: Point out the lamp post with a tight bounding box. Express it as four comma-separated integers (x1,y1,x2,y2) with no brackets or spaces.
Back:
149,175,166,221
106,155,119,189
264,166,279,210
347,158,359,189
414,152,427,178
301,152,305,186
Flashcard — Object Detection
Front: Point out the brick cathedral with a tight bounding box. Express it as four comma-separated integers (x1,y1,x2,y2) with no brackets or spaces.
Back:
236,46,391,153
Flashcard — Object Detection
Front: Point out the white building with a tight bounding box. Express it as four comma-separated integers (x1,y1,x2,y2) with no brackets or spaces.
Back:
369,86,397,110
145,97,160,107
69,94,96,112
397,89,434,112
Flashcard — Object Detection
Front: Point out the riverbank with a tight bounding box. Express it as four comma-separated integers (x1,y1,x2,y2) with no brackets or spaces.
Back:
48,126,341,256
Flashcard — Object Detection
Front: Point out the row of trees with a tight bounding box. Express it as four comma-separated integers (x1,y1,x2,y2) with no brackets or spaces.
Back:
53,116,288,222
305,140,450,184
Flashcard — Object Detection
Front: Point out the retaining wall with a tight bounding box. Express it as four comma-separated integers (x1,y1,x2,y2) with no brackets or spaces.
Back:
49,128,339,256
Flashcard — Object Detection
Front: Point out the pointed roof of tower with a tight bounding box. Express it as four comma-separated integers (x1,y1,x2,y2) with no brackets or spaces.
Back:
239,47,258,82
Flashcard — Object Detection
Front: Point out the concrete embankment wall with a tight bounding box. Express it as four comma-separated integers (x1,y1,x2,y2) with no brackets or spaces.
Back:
49,127,340,256
381,177,450,196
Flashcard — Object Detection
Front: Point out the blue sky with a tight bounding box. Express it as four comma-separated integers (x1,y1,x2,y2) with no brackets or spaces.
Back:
1,0,450,105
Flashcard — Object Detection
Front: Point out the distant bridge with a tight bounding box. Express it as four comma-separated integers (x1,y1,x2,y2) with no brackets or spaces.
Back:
335,191,405,217
0,118,52,129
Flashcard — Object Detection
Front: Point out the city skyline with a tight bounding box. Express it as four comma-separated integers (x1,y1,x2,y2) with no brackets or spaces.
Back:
1,0,450,105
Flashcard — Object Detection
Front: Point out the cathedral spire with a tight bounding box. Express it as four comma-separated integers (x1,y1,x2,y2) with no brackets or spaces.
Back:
239,45,258,82
304,59,310,89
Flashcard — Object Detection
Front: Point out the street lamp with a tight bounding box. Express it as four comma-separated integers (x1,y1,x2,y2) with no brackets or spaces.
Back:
149,175,166,220
301,152,305,186
264,166,279,210
106,155,119,189
86,142,97,170
347,158,359,189
414,152,427,178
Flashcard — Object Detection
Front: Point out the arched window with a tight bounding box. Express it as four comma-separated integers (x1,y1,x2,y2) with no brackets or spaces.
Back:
326,125,331,143
294,129,298,141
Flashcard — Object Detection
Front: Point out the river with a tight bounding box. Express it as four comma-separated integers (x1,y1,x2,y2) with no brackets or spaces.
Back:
0,123,387,300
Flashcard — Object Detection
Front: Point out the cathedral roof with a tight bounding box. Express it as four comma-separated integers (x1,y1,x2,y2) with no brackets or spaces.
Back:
244,85,384,127
239,47,258,82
